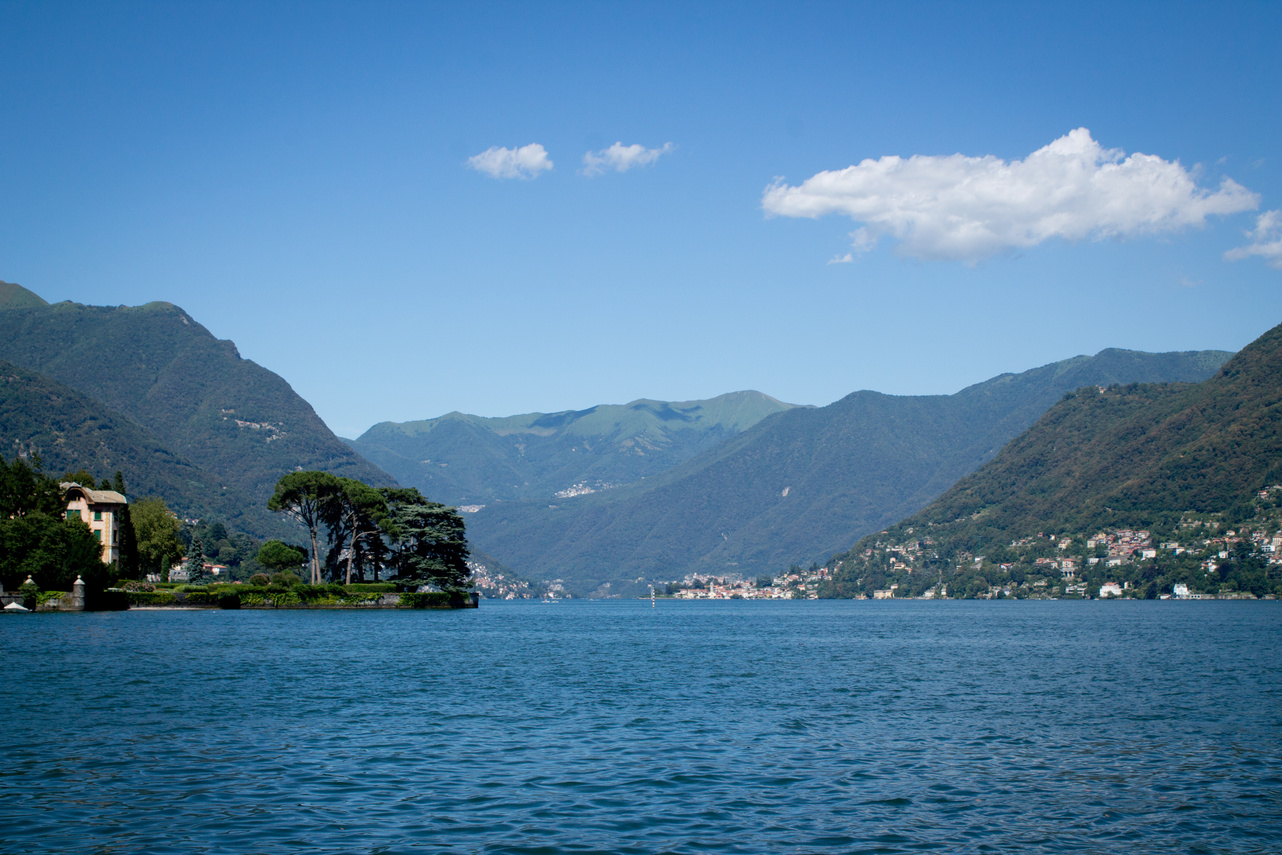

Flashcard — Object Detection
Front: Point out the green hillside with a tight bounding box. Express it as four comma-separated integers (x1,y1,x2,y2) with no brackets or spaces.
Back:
352,390,797,505
0,287,394,512
0,281,49,309
819,321,1282,599
847,323,1282,553
464,348,1232,595
0,360,294,538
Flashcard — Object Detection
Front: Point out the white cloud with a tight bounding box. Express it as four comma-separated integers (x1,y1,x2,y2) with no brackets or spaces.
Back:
762,128,1260,263
1225,210,1282,269
466,144,553,180
827,253,854,264
581,142,675,176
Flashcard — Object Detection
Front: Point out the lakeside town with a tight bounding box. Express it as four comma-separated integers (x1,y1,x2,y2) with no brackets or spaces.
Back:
658,486,1282,602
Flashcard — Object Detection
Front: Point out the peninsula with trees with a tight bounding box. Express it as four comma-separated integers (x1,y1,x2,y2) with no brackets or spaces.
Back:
1,463,478,611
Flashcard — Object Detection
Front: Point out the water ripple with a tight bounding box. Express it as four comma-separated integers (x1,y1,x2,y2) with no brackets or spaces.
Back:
2,600,1280,853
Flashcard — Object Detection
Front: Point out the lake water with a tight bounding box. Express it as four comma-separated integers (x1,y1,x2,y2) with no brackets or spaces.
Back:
2,600,1280,854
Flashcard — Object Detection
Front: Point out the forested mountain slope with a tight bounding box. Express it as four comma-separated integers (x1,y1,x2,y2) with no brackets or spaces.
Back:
465,348,1232,595
832,320,1282,566
0,284,393,510
0,360,293,538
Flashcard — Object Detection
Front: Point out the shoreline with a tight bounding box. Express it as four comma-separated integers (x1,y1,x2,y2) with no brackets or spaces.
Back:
11,589,481,612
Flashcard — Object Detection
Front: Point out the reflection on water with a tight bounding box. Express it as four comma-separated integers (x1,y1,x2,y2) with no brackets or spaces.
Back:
3,600,1280,853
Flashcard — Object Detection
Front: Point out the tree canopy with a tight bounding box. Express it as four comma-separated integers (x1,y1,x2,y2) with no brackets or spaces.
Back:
0,455,62,518
0,454,103,591
321,478,389,585
268,470,341,584
131,496,186,580
267,472,471,589
257,540,307,571
382,487,470,590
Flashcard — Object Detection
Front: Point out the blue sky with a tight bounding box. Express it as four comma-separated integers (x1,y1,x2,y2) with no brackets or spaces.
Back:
2,1,1279,438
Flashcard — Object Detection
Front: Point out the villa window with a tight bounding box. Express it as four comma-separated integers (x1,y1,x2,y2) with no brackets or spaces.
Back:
66,509,81,521
94,511,102,521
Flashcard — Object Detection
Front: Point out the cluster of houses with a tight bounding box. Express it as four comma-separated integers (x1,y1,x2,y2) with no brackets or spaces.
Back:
1087,529,1157,565
668,568,831,599
468,560,543,599
834,509,1282,598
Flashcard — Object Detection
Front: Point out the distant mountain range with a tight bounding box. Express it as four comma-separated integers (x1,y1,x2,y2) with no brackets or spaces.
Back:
0,281,394,538
384,348,1231,595
350,391,797,505
831,320,1282,567
0,279,1250,594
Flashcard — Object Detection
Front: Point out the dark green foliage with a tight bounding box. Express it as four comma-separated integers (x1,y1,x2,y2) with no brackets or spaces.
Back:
187,537,208,584
827,320,1282,593
125,590,177,606
132,496,187,579
248,573,271,586
462,348,1230,594
180,519,263,579
0,358,287,538
0,454,62,518
226,583,391,608
321,478,389,584
269,470,341,584
270,570,301,587
0,454,105,592
398,591,454,608
115,505,140,579
18,577,40,608
257,540,307,571
266,473,469,589
0,293,393,537
128,586,249,608
342,582,396,593
0,511,105,593
383,487,470,590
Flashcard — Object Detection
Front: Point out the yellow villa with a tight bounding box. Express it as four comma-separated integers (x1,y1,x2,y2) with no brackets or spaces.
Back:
63,484,128,564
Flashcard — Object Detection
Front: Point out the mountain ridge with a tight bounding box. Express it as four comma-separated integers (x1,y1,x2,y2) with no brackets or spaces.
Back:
821,320,1282,597
351,390,798,505
0,280,49,310
0,285,395,516
886,327,1282,540
462,347,1233,594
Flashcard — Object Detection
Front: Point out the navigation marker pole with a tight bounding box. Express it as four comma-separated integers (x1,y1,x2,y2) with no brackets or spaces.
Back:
651,585,655,608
